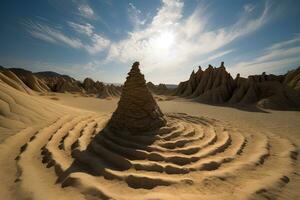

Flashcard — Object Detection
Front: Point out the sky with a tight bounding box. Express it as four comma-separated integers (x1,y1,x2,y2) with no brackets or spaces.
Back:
0,0,300,84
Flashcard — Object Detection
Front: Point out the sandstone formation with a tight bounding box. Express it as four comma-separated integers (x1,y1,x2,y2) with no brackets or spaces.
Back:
36,71,122,97
0,66,121,98
82,78,103,94
2,63,300,110
82,78,121,98
0,66,36,95
147,82,170,95
1,62,299,199
175,62,235,103
229,70,300,109
35,71,83,93
174,63,300,110
284,66,300,91
100,84,122,98
108,62,166,132
9,68,50,93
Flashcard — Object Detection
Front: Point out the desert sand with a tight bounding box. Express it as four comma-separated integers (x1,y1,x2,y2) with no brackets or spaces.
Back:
0,63,300,200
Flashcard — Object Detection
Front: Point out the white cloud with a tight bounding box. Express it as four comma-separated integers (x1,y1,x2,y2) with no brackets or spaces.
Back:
28,30,57,44
24,0,274,83
200,49,235,64
230,34,300,76
67,21,110,54
25,20,83,48
76,1,111,30
106,0,271,74
68,21,94,36
25,20,110,54
151,0,183,28
267,34,300,50
85,34,110,54
128,3,146,29
244,4,255,13
78,3,96,19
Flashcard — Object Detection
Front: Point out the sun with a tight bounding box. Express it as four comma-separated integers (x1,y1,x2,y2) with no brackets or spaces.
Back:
154,31,175,49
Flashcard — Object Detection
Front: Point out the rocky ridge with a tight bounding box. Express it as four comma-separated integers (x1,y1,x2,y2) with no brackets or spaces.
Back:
174,62,300,110
147,82,170,95
0,66,121,98
9,68,50,93
34,71,83,93
284,67,300,91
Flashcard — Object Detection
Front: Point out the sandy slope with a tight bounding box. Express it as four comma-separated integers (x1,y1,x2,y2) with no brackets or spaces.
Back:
0,82,299,199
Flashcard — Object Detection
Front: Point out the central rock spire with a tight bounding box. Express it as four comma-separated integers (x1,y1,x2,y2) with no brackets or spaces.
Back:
108,61,166,132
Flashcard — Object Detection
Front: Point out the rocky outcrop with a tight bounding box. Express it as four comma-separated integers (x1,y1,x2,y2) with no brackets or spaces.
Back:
35,71,121,97
82,78,122,98
98,84,122,98
0,66,121,98
7,69,83,93
35,71,83,93
228,72,296,108
9,68,50,93
284,66,300,91
174,62,235,103
108,62,166,132
82,78,104,94
147,82,169,95
0,66,36,95
174,62,300,110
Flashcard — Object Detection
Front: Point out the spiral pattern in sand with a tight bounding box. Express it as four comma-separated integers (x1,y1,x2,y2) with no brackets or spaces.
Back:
10,112,298,200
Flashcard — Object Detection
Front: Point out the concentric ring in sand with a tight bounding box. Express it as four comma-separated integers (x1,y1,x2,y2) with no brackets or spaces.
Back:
7,113,298,200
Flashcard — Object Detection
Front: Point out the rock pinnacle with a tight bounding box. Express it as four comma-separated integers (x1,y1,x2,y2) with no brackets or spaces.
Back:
108,62,166,132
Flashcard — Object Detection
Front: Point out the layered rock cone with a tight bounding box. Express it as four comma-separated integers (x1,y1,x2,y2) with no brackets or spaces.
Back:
108,61,166,132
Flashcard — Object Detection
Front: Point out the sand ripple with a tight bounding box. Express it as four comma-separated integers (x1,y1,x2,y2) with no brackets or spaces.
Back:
12,113,298,200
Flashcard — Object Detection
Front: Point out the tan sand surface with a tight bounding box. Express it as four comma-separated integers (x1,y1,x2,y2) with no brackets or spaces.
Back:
0,81,299,200
45,94,300,145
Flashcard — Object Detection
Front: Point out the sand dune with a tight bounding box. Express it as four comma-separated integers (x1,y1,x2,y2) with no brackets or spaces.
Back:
0,62,299,200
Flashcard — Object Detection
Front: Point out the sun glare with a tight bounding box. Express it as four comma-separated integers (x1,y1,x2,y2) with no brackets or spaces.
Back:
154,31,175,49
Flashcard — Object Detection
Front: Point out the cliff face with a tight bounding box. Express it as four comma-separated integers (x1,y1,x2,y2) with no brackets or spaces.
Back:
174,63,300,110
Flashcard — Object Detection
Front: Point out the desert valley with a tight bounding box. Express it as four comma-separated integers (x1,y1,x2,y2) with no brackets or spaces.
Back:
1,0,300,199
0,61,300,200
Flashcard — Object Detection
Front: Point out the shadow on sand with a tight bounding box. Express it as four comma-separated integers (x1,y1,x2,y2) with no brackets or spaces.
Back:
55,126,163,190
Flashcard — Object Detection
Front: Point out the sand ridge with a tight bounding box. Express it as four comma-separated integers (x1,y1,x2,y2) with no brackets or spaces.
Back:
1,113,295,200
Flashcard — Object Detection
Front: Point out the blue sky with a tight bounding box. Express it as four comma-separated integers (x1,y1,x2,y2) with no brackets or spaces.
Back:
0,0,300,84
